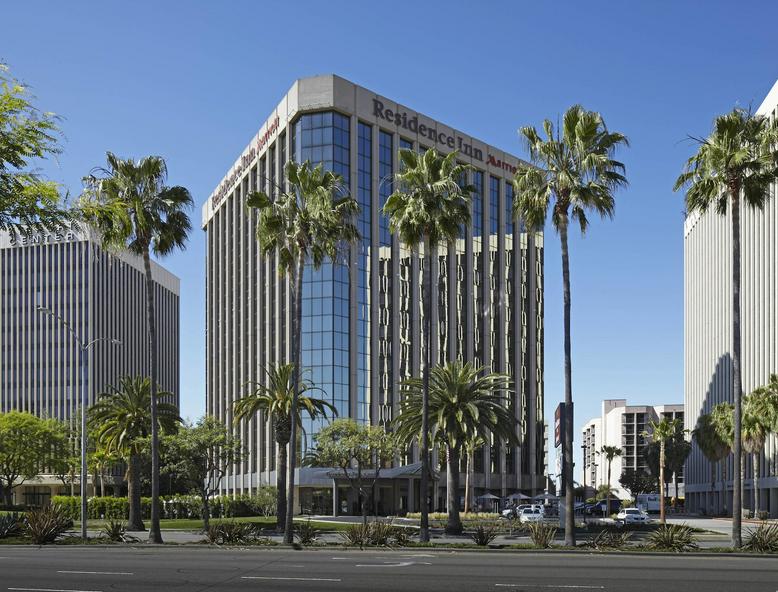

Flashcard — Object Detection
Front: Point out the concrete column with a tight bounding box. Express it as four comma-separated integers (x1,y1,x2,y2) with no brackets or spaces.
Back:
332,479,338,517
407,477,415,513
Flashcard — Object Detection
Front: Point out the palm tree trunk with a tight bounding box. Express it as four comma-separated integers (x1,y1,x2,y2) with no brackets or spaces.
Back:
673,471,679,509
659,442,666,524
419,240,433,543
606,460,611,519
100,470,105,498
127,453,144,531
753,451,760,517
276,436,288,530
445,445,462,535
202,494,211,531
721,459,728,515
284,251,305,544
559,217,575,545
464,451,471,514
731,186,742,547
142,250,163,544
710,461,715,515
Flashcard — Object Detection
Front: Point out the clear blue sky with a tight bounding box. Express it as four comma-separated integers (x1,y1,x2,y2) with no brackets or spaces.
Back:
5,1,778,479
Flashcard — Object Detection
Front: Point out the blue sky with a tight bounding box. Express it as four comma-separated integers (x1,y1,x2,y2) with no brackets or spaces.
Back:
5,1,778,479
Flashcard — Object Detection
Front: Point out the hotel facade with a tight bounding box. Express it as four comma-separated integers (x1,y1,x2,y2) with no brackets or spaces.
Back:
0,228,180,505
684,79,778,517
203,75,545,514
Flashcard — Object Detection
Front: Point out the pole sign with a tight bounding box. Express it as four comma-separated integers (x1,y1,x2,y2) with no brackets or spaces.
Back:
554,403,565,448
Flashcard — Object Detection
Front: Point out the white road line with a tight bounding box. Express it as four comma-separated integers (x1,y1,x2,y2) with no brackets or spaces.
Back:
57,571,133,576
241,577,341,582
496,586,605,590
9,588,103,592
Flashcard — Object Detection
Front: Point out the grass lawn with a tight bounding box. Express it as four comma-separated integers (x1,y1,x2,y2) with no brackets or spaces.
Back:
83,516,352,532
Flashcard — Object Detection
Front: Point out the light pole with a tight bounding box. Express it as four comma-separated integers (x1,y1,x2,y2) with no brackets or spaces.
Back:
580,444,587,524
37,305,120,541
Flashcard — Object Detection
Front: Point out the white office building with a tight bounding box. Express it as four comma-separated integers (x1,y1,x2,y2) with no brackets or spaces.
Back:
684,79,778,517
581,399,684,500
0,227,180,505
202,74,546,515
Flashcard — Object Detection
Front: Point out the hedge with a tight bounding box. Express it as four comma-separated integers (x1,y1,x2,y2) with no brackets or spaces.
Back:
51,488,277,521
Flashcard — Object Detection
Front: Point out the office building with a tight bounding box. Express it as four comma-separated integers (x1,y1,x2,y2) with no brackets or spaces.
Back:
0,227,180,505
202,74,545,514
684,79,778,517
581,399,684,500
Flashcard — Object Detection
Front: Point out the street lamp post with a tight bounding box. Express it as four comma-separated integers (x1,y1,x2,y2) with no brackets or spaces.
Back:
37,306,120,541
580,444,587,524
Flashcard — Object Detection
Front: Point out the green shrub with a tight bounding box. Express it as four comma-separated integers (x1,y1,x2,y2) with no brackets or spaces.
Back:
646,524,698,552
587,528,632,550
294,519,318,545
204,521,257,545
100,520,138,543
743,523,778,553
527,522,557,548
338,521,409,547
0,512,24,539
25,506,73,544
470,523,499,546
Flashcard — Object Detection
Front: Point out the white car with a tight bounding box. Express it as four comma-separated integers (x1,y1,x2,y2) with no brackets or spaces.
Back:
616,508,650,524
518,508,544,523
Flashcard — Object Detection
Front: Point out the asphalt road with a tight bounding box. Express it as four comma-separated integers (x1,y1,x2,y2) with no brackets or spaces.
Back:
0,547,776,592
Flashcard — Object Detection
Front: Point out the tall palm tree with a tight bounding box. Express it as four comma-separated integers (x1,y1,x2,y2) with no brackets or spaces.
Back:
741,380,778,517
233,363,336,530
643,417,683,524
692,412,730,515
597,445,622,517
513,106,628,544
383,148,473,542
393,361,516,534
711,402,735,515
247,160,358,544
674,108,778,546
80,153,192,543
89,376,180,530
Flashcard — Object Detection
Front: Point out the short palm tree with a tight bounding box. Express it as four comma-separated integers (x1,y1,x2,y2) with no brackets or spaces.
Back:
393,361,516,535
80,153,192,543
742,381,778,516
247,160,358,543
89,376,180,531
692,412,730,515
711,402,735,515
597,445,622,517
89,446,117,498
674,108,778,546
463,433,485,514
232,363,336,530
643,417,683,524
513,106,628,544
384,148,472,542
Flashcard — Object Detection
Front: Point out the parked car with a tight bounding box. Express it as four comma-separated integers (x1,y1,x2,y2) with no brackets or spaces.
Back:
616,507,650,525
518,508,544,523
587,499,622,516
502,504,544,519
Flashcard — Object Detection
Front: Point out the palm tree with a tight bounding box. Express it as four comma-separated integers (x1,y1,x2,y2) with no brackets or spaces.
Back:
597,445,622,518
383,148,473,542
674,108,778,546
741,380,778,517
643,417,683,524
393,361,516,535
247,160,358,544
711,402,735,515
463,434,485,515
513,106,628,544
233,363,336,530
89,376,180,530
80,153,192,543
89,446,117,498
692,413,730,515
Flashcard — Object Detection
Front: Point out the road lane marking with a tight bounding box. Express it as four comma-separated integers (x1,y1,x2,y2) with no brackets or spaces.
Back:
496,586,605,590
9,588,104,592
356,561,431,567
241,577,341,582
57,572,133,576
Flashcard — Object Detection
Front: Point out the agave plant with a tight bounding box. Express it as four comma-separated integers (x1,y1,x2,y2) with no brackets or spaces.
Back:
25,506,73,544
0,513,24,539
743,523,778,554
527,522,557,549
646,524,699,552
470,523,499,546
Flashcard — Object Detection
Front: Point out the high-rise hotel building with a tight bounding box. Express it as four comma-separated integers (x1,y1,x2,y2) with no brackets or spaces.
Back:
0,228,180,505
684,79,778,517
203,75,545,512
